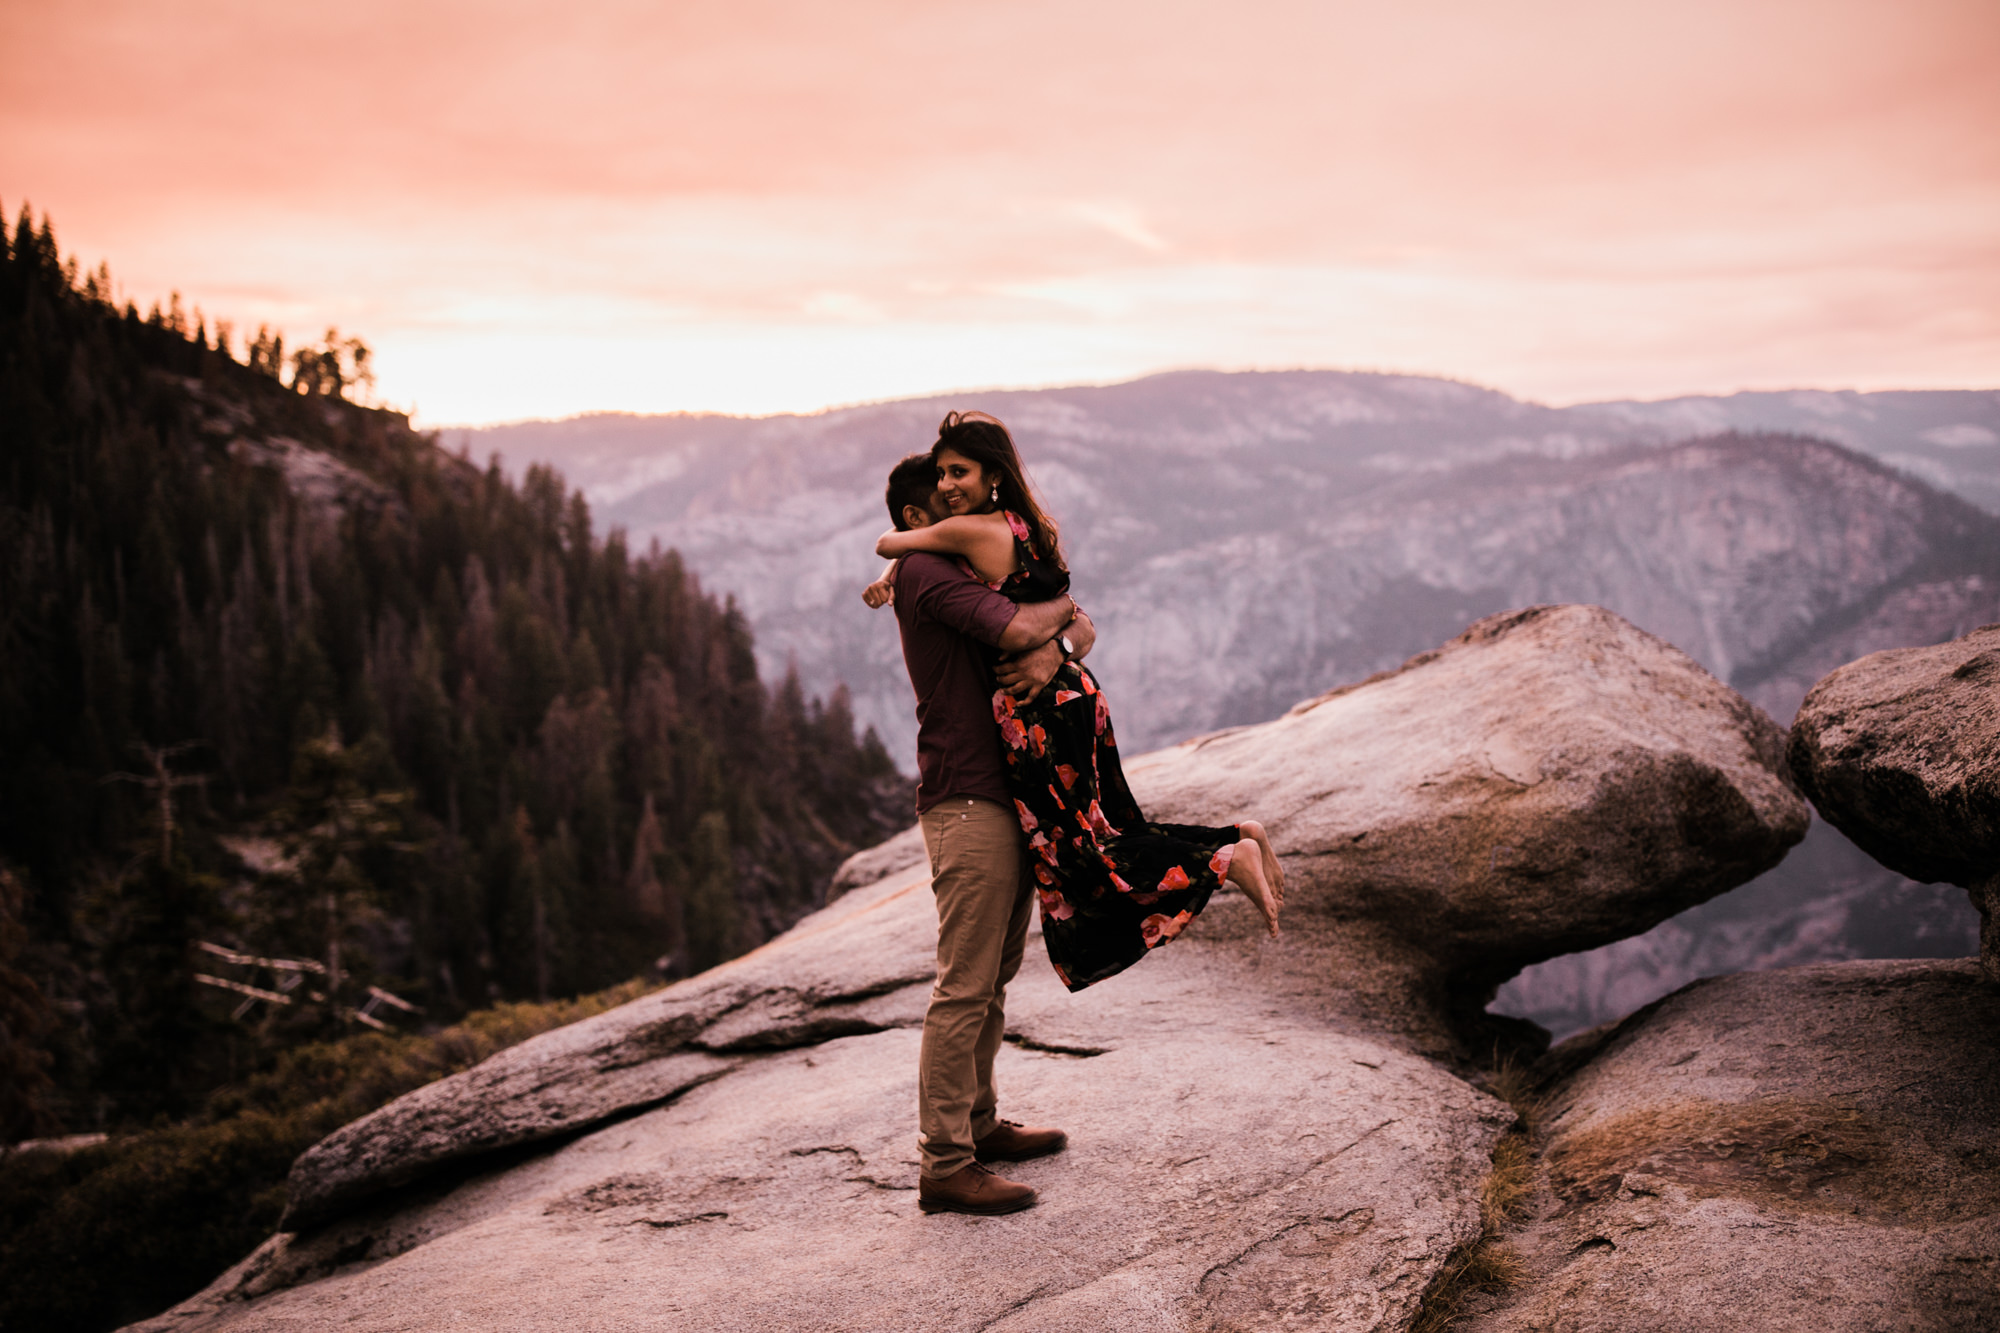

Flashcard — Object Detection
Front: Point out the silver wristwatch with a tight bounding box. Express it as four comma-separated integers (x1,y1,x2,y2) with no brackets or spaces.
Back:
1058,634,1076,660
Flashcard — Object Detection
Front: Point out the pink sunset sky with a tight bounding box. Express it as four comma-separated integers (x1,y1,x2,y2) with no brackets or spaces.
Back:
3,0,1995,425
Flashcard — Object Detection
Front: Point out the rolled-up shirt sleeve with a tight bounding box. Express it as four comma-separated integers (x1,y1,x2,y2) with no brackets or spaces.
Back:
901,554,1017,647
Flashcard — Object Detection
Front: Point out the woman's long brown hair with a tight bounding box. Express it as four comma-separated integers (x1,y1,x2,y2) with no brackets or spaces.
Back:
930,411,1066,571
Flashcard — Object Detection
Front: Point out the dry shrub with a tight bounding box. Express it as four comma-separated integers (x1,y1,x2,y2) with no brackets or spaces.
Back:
1410,1125,1537,1333
1481,1133,1536,1230
1410,1236,1525,1333
1481,1049,1542,1132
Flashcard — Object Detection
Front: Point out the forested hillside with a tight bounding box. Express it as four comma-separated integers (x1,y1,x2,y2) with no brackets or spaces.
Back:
0,206,909,1143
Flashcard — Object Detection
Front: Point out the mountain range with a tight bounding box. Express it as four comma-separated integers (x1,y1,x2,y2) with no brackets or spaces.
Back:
448,371,2000,1036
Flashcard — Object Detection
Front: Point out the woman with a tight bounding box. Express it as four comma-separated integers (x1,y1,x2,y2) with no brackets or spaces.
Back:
865,412,1283,992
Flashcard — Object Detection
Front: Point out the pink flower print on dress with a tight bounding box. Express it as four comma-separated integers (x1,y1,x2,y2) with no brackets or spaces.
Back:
1110,872,1135,895
1087,800,1116,837
1156,865,1191,893
1006,510,1032,543
1140,910,1193,948
1037,887,1074,921
1034,862,1055,885
1055,763,1078,790
1094,693,1110,736
1029,724,1047,757
1046,783,1067,810
992,692,1016,722
1014,799,1038,832
1000,716,1028,750
1054,689,1082,705
1209,844,1235,880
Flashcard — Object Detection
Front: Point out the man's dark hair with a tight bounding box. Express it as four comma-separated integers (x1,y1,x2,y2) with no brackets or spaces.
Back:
885,452,937,530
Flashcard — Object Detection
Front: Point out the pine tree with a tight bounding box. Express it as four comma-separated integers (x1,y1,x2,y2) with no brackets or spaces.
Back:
0,866,58,1140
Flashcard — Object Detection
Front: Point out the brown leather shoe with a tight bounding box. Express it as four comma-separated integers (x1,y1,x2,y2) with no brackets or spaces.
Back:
974,1118,1068,1163
918,1161,1037,1215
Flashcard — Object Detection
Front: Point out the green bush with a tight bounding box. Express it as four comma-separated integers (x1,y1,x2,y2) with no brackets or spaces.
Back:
0,979,656,1333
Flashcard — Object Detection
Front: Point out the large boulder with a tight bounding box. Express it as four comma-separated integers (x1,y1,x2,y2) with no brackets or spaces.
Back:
1787,625,2000,980
1465,959,2000,1331
1128,603,1809,1031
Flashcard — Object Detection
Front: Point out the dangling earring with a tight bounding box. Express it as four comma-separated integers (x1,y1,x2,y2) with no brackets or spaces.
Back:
989,483,1000,505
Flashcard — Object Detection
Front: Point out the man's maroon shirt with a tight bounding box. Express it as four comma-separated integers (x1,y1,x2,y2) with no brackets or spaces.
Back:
892,552,1018,815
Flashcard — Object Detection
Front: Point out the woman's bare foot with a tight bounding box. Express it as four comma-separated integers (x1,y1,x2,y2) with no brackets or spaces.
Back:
1225,838,1281,938
1238,820,1286,905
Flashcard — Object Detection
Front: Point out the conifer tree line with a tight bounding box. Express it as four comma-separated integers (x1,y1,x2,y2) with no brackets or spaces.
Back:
0,204,911,1139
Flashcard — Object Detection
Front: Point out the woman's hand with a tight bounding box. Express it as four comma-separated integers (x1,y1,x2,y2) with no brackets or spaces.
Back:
861,557,899,608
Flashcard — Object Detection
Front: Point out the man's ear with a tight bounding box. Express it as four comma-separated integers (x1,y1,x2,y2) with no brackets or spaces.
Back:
902,504,932,530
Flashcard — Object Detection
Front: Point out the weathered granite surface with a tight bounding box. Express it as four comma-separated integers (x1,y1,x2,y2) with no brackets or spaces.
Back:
134,903,1510,1332
1788,624,2000,980
1463,960,2000,1332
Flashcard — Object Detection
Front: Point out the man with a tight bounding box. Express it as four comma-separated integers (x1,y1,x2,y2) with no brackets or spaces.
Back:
878,452,1095,1216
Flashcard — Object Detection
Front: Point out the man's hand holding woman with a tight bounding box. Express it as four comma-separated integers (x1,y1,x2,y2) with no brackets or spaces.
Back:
996,608,1093,702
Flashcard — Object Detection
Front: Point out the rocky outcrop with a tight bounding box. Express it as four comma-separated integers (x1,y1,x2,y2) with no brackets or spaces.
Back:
1129,603,1808,1036
1464,960,2000,1332
275,603,1801,1236
139,894,1512,1333
1788,625,2000,980
133,606,1868,1331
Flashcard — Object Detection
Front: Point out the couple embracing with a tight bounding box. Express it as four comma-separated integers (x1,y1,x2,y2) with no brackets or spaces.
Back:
861,411,1284,1216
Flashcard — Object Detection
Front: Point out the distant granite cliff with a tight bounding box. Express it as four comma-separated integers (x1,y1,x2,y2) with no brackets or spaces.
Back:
450,372,2000,763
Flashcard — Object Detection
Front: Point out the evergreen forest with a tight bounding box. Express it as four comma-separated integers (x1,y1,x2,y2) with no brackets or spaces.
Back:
0,202,912,1149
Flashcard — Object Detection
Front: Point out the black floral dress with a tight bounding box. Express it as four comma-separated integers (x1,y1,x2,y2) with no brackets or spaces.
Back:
982,512,1242,992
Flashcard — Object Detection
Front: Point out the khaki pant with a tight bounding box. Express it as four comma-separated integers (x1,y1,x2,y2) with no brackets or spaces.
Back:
917,796,1032,1179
